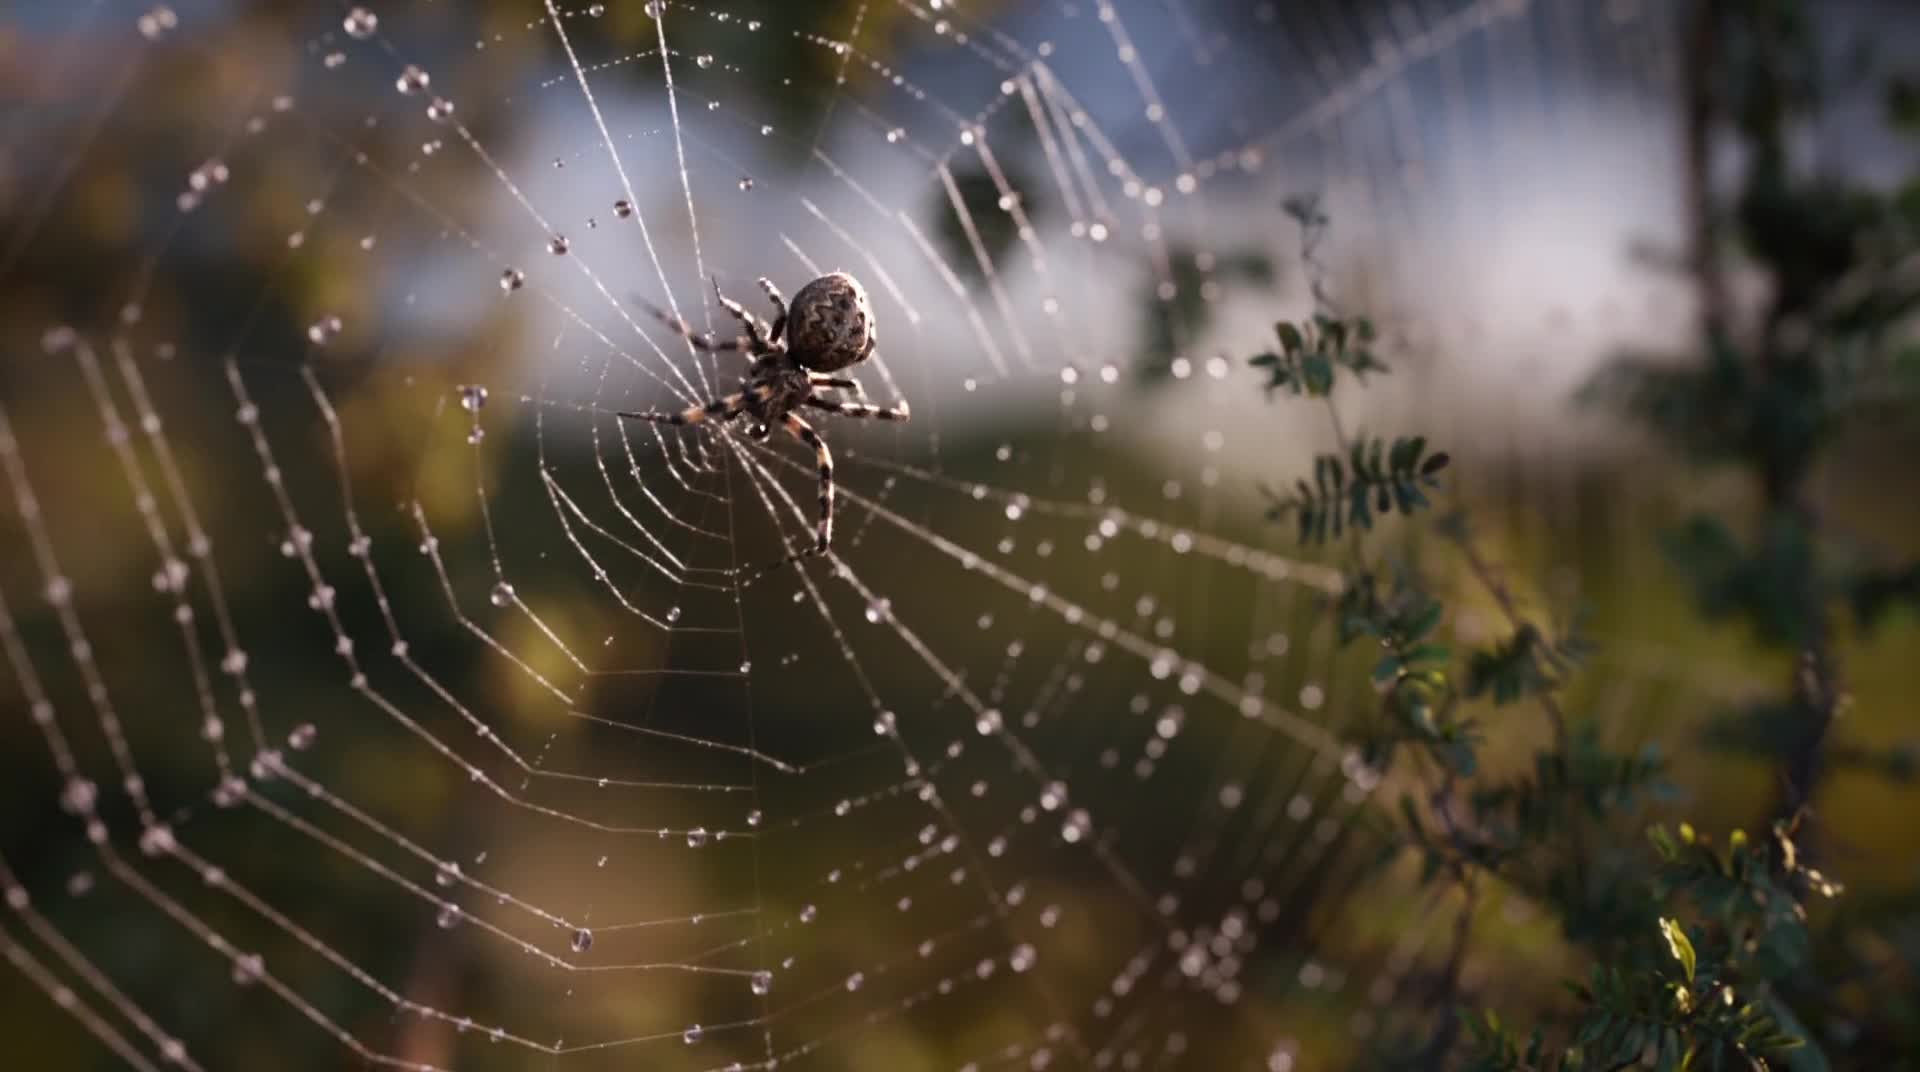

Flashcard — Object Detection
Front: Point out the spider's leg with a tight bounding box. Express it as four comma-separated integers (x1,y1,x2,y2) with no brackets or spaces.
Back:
630,294,752,353
738,413,834,586
711,276,769,352
804,396,910,422
757,277,788,342
807,374,864,396
616,391,745,426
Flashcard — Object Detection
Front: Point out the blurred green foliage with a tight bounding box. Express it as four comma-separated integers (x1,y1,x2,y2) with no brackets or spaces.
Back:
1244,1,1920,1066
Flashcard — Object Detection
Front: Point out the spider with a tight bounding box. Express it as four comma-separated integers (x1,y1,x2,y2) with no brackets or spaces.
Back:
618,272,910,583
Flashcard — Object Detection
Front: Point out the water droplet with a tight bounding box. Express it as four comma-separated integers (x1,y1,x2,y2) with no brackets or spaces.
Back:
682,1024,704,1045
459,384,488,412
750,970,772,995
738,660,752,674
799,903,816,923
975,709,1003,735
136,6,178,41
547,234,569,255
306,315,343,345
395,65,429,95
489,582,515,608
436,904,461,929
745,808,762,827
686,827,709,847
665,605,682,623
500,268,525,292
613,199,633,218
695,54,714,69
737,176,754,191
231,952,265,986
571,928,593,953
644,0,663,17
426,98,455,122
872,711,896,735
343,7,377,38
60,778,98,816
759,124,774,136
588,3,605,15
1061,808,1092,843
287,723,316,751
844,972,864,992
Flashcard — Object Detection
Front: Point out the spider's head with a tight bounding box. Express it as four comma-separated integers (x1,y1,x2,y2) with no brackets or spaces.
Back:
786,271,874,372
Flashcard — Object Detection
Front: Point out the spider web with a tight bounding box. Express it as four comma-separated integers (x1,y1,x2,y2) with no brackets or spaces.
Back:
0,1,1704,1069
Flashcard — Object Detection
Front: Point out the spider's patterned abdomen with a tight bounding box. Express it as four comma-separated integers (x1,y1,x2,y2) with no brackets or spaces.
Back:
785,272,874,372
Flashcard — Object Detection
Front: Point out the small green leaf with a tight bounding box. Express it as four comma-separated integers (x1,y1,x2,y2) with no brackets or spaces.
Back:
1648,823,1678,859
1322,318,1348,351
1275,321,1305,355
1405,600,1444,643
1404,643,1451,667
1660,917,1697,984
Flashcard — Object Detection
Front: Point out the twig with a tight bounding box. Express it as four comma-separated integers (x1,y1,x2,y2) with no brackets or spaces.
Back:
1441,526,1570,753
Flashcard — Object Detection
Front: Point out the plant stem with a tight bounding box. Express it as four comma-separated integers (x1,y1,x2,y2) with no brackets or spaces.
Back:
1683,0,1845,827
1442,526,1570,754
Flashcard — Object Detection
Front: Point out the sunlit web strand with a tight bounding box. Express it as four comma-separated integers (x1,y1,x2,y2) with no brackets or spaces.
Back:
1,407,454,1071
648,0,721,370
0,646,197,1072
226,361,752,834
0,915,164,1072
839,449,1347,592
726,432,1276,1067
538,0,722,403
462,398,594,676
750,441,1343,756
52,330,775,1045
561,382,740,545
724,437,1092,1058
0,400,160,829
114,341,271,754
271,28,703,403
733,442,1385,1041
648,3,1124,378
64,338,234,780
236,786,760,984
254,760,733,935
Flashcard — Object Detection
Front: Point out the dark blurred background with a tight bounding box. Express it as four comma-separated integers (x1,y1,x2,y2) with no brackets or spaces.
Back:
1,1,1916,1069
